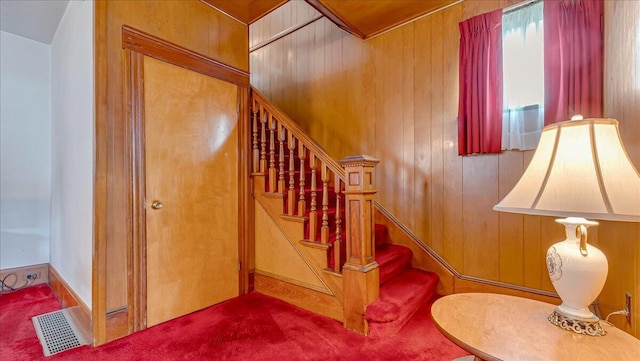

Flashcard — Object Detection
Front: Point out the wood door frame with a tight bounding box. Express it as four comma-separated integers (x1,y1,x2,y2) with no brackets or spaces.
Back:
93,25,252,342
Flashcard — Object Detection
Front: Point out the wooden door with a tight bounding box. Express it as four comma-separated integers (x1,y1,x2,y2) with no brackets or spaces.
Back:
143,56,239,327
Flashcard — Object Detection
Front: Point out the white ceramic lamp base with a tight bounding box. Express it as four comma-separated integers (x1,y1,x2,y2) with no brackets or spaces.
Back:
546,217,608,336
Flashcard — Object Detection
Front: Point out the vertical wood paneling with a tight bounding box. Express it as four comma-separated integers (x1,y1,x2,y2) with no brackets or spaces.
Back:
442,5,464,272
498,151,524,285
413,17,432,247
462,155,499,278
251,0,640,338
522,214,542,289
377,28,405,219
322,19,333,152
402,25,416,230
329,25,344,157
603,0,640,335
428,10,445,258
342,34,359,157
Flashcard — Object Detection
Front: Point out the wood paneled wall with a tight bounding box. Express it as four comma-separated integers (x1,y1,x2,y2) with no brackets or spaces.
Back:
603,0,640,337
95,0,248,344
250,0,640,337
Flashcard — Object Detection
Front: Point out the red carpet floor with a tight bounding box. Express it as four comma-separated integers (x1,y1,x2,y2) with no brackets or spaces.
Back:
0,284,469,360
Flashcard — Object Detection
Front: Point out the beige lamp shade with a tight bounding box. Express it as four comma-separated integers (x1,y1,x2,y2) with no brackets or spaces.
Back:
494,118,640,221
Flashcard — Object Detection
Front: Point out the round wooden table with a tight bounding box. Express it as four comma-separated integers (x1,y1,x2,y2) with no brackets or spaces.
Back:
431,293,640,361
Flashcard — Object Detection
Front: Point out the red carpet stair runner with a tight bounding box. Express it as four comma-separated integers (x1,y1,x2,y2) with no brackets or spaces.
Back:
367,224,439,337
258,133,438,337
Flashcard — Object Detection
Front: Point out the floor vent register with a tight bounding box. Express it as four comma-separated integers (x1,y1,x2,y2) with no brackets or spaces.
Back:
32,309,88,356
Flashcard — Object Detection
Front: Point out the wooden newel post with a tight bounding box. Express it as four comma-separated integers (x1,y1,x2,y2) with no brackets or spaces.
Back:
339,155,380,335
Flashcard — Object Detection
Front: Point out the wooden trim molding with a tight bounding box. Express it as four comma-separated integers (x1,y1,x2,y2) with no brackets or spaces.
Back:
121,26,250,88
238,86,253,295
106,307,129,343
303,0,366,39
374,201,560,302
254,270,331,294
363,0,464,40
49,265,93,345
249,14,323,53
251,88,345,178
0,263,49,289
254,273,343,322
123,25,250,339
92,0,108,346
127,49,147,334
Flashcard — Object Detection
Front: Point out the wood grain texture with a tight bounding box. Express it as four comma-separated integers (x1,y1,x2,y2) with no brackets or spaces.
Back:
122,26,249,87
254,200,328,292
254,272,344,321
202,0,287,24
428,10,445,260
94,0,249,345
93,0,109,345
342,265,379,334
249,1,322,53
603,0,640,336
311,0,460,39
127,50,146,334
144,57,239,327
238,87,253,295
374,207,456,295
432,293,640,361
49,265,93,345
105,308,129,343
251,0,640,338
442,4,464,273
253,176,345,302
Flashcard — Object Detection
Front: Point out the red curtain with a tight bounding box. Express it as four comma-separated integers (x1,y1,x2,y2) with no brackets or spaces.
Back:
544,0,604,125
457,9,503,156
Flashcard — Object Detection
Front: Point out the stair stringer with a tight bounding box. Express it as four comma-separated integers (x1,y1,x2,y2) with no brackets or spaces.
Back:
253,175,344,307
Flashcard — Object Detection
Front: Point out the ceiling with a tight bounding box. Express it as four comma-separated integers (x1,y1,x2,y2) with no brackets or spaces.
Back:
307,0,461,39
204,0,461,39
0,0,70,44
0,0,460,45
202,0,287,24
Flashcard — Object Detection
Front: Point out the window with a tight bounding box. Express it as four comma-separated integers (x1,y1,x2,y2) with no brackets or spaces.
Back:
501,1,544,151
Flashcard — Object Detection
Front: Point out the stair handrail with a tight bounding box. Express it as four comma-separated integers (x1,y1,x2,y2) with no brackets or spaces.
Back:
250,88,381,334
251,87,346,181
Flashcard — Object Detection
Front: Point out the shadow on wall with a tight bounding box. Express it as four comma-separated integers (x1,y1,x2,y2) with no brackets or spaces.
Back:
0,198,50,269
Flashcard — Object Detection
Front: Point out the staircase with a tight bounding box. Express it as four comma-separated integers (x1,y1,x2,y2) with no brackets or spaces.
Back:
367,224,439,337
250,88,438,336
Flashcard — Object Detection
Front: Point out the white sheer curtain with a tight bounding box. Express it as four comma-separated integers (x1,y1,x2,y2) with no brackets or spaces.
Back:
502,1,544,151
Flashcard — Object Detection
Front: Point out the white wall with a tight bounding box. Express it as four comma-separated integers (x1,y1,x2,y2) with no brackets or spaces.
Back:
50,0,93,309
0,31,51,269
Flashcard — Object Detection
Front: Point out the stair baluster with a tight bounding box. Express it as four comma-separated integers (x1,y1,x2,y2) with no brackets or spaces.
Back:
259,106,267,173
250,88,436,339
251,101,259,173
321,164,329,244
297,145,307,216
268,114,277,192
287,133,296,215
334,176,343,271
308,154,318,242
278,123,286,194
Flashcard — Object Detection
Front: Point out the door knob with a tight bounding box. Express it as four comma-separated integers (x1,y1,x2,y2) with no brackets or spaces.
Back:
151,200,163,210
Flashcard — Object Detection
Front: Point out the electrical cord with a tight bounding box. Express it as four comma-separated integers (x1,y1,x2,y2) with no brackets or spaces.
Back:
598,309,630,327
0,273,33,294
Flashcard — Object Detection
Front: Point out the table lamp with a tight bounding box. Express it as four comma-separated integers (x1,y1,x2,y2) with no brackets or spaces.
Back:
494,117,640,336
